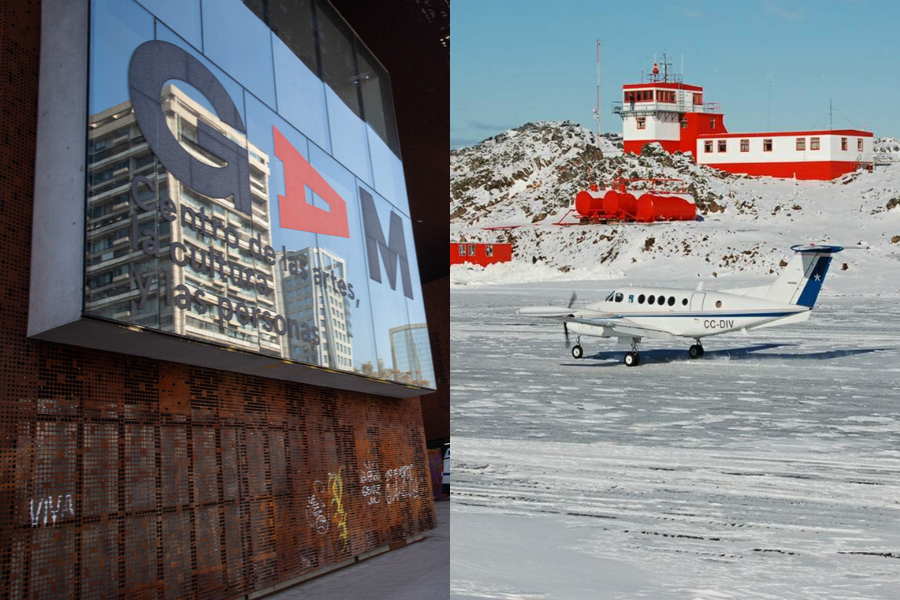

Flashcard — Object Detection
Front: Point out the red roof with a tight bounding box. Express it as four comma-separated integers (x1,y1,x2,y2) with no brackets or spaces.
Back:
698,129,873,139
622,82,703,92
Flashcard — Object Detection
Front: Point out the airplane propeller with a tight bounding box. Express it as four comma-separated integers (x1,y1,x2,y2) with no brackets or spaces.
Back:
563,291,577,346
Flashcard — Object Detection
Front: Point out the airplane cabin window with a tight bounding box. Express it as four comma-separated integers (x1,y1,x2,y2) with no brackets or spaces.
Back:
716,300,722,308
615,292,624,302
668,297,675,306
682,298,688,306
638,294,645,304
648,295,655,305
658,295,667,305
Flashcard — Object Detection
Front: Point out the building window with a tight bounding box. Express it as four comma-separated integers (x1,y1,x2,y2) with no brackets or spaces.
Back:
680,118,688,129
468,244,476,256
629,90,656,103
704,140,713,153
841,137,848,151
658,90,675,103
740,139,749,152
636,117,646,130
485,245,493,257
810,137,820,151
709,118,716,129
458,245,466,256
858,138,864,152
693,93,703,105
763,139,773,152
796,137,805,151
718,140,727,153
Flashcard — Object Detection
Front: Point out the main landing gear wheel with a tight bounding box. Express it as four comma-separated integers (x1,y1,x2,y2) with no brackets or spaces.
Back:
572,344,584,359
688,344,705,359
624,352,640,367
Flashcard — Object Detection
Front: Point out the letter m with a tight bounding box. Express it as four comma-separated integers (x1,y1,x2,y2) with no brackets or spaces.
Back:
360,188,413,299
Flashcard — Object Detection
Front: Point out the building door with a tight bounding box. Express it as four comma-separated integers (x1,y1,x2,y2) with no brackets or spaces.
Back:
690,292,706,312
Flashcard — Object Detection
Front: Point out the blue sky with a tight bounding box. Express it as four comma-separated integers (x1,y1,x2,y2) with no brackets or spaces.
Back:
451,0,900,149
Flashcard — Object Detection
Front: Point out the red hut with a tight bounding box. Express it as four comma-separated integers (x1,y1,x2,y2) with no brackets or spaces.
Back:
450,242,513,267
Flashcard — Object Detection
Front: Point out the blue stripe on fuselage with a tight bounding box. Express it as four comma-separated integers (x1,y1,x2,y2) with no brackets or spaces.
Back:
602,310,801,319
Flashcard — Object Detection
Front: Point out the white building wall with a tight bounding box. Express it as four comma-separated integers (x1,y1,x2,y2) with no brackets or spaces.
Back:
697,133,873,165
825,134,873,163
623,112,681,142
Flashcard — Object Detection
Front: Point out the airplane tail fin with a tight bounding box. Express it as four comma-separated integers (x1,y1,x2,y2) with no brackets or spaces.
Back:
764,245,844,307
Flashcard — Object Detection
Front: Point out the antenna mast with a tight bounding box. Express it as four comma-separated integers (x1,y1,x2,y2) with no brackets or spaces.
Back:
594,39,602,140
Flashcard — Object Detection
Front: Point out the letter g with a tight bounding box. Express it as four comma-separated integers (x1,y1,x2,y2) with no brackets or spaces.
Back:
129,41,252,216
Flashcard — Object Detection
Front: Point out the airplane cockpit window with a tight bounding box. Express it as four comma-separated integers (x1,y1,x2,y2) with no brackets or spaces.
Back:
668,297,675,306
638,294,645,304
605,292,615,302
615,292,624,302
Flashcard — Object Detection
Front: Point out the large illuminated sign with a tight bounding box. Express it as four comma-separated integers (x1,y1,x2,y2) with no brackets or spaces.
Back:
28,0,434,398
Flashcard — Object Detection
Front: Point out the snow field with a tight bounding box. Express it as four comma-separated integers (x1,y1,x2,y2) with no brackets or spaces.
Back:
451,285,900,599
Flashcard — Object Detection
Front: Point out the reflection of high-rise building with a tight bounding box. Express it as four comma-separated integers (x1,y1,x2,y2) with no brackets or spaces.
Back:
278,246,353,369
85,84,282,355
389,324,433,386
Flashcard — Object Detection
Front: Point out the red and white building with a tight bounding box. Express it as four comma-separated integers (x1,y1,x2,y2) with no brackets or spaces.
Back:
615,63,873,180
696,130,873,180
617,81,726,155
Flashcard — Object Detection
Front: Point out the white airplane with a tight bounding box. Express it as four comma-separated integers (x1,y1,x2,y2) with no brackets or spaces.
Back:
518,244,852,366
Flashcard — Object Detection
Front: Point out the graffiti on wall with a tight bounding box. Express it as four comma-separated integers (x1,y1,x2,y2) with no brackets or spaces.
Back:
385,464,419,505
360,462,382,505
304,461,422,555
30,494,75,527
358,462,421,506
306,481,329,535
328,469,350,553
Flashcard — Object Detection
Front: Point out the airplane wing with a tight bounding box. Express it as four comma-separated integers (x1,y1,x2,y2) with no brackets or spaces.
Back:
517,307,679,340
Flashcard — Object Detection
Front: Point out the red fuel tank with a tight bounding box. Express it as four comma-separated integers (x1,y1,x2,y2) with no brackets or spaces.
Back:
635,194,696,222
602,190,638,220
575,189,606,219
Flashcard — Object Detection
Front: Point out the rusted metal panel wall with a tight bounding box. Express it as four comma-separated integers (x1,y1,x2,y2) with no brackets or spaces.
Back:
0,3,435,598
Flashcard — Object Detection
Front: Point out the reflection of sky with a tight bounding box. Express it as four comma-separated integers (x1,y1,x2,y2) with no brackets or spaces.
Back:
89,0,153,114
135,0,201,49
89,0,432,386
201,0,276,108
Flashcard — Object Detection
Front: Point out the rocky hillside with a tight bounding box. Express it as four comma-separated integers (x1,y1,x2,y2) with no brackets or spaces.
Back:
450,121,726,229
450,121,900,293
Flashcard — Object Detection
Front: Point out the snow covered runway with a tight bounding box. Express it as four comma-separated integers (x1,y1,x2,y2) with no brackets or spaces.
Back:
451,284,900,599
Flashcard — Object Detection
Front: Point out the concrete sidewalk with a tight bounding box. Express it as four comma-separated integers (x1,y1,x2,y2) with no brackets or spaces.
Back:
262,499,449,600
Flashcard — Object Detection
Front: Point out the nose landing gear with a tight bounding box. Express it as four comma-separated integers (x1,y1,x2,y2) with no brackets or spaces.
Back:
688,342,705,359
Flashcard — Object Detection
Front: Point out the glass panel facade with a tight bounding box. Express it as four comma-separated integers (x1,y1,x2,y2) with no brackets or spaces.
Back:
84,0,432,389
